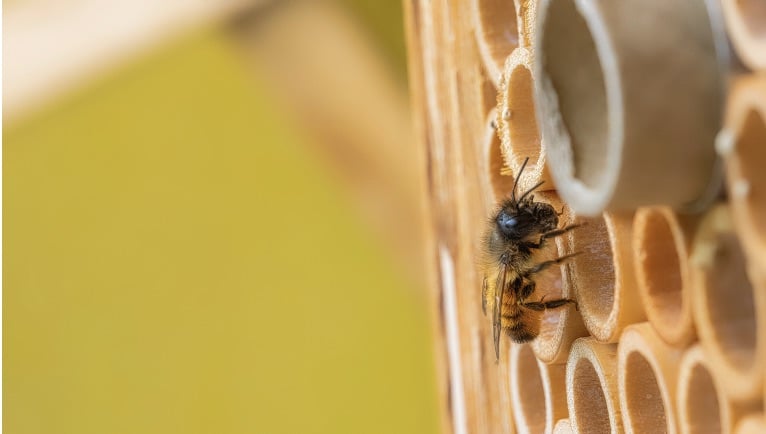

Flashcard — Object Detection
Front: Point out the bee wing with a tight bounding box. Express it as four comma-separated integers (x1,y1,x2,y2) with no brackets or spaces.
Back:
481,276,488,316
493,262,509,361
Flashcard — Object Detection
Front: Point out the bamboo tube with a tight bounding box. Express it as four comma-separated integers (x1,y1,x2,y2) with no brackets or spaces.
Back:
721,0,766,71
552,419,572,434
690,205,765,402
482,109,516,202
618,323,683,434
720,75,766,272
471,0,520,86
510,344,568,434
676,345,760,434
735,414,766,434
568,211,645,342
533,0,726,216
516,0,537,49
530,192,589,364
496,47,553,194
566,338,622,434
633,207,700,347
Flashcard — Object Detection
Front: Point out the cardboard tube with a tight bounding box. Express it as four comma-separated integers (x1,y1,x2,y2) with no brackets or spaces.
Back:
566,338,621,434
533,0,726,215
721,75,766,272
633,207,700,347
531,192,589,364
496,47,553,194
735,414,766,434
722,0,766,71
618,323,683,434
690,205,765,402
677,345,760,434
472,0,519,86
569,212,645,342
510,344,568,434
482,109,516,202
552,419,572,434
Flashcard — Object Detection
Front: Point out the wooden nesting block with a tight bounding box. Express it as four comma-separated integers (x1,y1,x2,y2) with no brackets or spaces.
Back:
566,338,622,434
617,323,684,434
735,414,766,434
482,109,516,202
690,205,765,402
533,0,727,215
721,0,766,71
676,345,761,434
496,47,553,193
531,191,589,365
510,344,568,434
633,207,700,348
471,0,520,86
720,75,766,272
568,211,646,343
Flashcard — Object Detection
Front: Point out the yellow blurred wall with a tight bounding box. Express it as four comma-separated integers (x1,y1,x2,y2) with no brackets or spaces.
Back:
4,28,439,434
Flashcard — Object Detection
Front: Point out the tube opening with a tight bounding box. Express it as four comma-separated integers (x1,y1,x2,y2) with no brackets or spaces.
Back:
515,344,547,433
540,0,610,189
684,364,722,434
572,358,611,433
735,109,766,247
624,352,668,433
571,216,615,324
737,0,766,38
475,0,519,73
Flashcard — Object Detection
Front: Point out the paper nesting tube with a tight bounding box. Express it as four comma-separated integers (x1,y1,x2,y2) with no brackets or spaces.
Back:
633,207,700,348
690,205,765,402
552,419,572,434
496,47,553,194
721,0,766,71
676,345,760,434
617,323,683,434
568,211,646,343
482,109,516,202
510,344,568,434
566,338,622,434
531,191,589,364
533,0,726,216
719,75,766,272
735,414,766,434
471,0,520,87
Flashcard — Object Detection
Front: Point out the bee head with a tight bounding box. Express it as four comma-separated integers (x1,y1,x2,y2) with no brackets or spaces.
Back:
495,200,558,241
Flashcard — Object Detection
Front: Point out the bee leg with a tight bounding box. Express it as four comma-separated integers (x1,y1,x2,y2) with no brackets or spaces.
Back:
526,224,583,249
522,298,577,311
522,252,582,277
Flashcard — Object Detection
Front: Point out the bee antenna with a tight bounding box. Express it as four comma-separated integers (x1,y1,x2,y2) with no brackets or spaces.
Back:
517,180,545,204
511,157,530,204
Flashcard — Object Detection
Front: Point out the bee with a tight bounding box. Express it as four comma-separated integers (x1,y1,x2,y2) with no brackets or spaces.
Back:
480,158,581,360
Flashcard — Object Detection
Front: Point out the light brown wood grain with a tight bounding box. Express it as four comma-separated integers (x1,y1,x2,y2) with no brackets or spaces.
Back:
566,338,622,434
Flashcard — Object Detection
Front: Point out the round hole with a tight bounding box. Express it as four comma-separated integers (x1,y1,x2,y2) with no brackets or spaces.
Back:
515,344,547,433
474,0,519,74
684,364,722,434
571,216,615,325
624,352,668,433
572,358,611,433
540,0,610,189
734,109,766,249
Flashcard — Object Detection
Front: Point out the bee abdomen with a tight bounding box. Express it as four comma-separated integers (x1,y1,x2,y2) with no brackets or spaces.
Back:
502,309,539,343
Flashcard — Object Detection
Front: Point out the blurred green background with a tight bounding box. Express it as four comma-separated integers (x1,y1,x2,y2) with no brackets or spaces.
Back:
4,2,439,433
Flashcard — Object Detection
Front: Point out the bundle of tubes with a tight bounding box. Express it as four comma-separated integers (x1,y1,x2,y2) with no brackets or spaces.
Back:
471,0,766,432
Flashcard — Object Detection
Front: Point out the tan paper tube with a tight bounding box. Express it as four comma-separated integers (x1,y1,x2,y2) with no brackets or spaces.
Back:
618,323,683,434
633,207,700,347
510,344,568,434
690,205,765,402
677,345,760,434
720,75,766,272
531,192,589,364
566,338,622,434
471,0,519,86
496,47,553,193
569,212,645,342
533,0,726,215
735,414,766,434
721,0,766,71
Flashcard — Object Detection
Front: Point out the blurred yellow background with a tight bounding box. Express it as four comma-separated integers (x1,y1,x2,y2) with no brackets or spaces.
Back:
4,2,439,433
